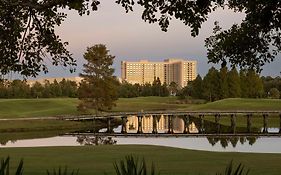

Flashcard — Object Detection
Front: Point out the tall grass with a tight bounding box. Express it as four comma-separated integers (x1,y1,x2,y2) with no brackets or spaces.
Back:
0,156,251,175
216,161,250,175
0,157,23,175
113,155,158,175
46,167,79,175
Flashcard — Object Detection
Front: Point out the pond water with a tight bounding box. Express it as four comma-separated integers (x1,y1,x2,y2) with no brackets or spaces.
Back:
1,115,281,153
1,135,281,153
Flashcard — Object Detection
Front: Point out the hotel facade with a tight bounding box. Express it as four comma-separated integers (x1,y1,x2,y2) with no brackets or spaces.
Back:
121,59,197,87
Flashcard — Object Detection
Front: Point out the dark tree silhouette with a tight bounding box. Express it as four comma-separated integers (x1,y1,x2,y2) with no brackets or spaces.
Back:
1,1,280,76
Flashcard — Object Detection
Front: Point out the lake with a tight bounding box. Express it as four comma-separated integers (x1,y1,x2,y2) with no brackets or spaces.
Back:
1,115,281,153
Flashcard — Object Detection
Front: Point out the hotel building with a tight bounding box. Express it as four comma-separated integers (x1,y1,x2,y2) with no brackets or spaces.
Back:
121,58,197,87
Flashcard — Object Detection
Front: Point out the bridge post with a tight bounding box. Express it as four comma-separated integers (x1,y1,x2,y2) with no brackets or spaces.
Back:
152,115,158,134
137,115,143,134
199,114,205,134
247,114,252,133
279,114,281,134
183,114,190,134
121,116,127,134
262,114,268,133
106,117,113,133
230,114,236,134
215,114,220,133
92,117,96,133
168,115,174,134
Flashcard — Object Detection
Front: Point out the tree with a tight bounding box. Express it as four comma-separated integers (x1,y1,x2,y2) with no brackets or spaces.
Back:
269,88,280,99
0,0,81,77
77,44,119,113
160,82,169,97
7,79,30,98
0,79,8,98
60,79,78,97
50,80,62,97
118,81,139,98
31,81,44,98
190,75,204,99
168,82,179,96
152,77,162,96
246,70,264,98
203,67,220,101
227,67,241,98
218,65,229,99
42,80,52,98
262,76,281,96
1,1,280,77
240,70,248,98
140,83,153,96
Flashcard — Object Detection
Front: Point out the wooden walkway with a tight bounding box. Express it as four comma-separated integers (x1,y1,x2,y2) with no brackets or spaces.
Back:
61,110,281,121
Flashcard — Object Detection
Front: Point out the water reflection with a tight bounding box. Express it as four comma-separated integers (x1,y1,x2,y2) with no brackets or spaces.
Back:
207,136,257,148
2,136,281,153
126,115,198,133
1,115,281,151
121,115,261,134
76,136,116,145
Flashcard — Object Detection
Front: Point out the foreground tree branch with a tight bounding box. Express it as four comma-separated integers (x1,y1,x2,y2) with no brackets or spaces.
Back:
0,0,280,77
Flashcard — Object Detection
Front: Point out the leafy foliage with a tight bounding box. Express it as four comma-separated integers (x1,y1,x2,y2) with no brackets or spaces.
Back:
1,1,280,77
179,67,264,101
268,88,280,99
0,156,252,175
0,0,86,77
216,160,249,175
205,1,281,72
0,79,78,98
0,157,23,175
46,167,79,175
118,80,169,98
115,0,281,71
113,155,158,175
77,44,119,113
262,76,281,98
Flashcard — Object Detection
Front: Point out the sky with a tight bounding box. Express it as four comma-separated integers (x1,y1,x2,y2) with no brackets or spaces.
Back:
35,1,281,79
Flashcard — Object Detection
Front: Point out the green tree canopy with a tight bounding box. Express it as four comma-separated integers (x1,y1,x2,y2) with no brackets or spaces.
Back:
77,44,119,113
227,67,241,98
269,88,280,99
1,1,280,77
203,67,220,101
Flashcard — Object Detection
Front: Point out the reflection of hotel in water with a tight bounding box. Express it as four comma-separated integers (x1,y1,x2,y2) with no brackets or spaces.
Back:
126,115,198,133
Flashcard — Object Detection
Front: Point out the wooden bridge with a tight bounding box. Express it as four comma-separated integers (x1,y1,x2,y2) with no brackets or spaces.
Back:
61,111,281,137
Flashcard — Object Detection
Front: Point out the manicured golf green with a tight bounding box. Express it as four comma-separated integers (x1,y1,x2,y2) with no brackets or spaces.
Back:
0,145,281,175
0,120,90,132
191,98,281,111
0,97,280,119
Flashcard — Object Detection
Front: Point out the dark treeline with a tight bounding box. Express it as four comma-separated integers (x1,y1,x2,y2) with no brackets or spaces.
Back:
178,66,280,101
0,79,78,98
118,77,170,98
262,76,281,99
0,68,280,100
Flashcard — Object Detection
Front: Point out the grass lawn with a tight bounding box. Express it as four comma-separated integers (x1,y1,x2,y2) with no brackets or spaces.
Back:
0,145,281,175
199,115,281,128
0,98,79,118
0,97,280,133
0,120,92,132
190,98,281,111
111,96,188,112
0,97,280,119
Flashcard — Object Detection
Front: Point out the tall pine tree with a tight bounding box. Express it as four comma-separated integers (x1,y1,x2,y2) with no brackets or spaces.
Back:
219,65,229,99
77,44,119,113
227,67,241,98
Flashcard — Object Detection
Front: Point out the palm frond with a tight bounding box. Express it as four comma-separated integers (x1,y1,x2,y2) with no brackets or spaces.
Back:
216,160,250,175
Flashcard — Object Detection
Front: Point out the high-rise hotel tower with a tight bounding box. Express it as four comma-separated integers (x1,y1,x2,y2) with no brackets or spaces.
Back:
121,59,197,87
